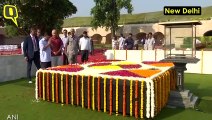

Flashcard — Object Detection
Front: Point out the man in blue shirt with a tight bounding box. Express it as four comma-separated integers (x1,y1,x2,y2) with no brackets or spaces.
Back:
39,33,51,69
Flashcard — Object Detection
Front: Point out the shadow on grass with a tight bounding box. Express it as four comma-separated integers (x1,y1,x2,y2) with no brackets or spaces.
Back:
154,108,186,120
0,77,35,88
0,78,25,86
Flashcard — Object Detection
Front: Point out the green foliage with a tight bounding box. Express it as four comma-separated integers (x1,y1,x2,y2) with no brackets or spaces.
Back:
5,25,18,37
0,0,77,34
91,0,133,36
94,44,112,49
63,6,212,27
181,36,212,48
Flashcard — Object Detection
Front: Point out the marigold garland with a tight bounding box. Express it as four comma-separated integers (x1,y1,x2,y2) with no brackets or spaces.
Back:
88,75,91,109
47,72,50,101
81,75,84,108
61,74,64,104
154,78,158,115
66,74,69,104
35,60,176,119
42,72,45,100
126,49,128,60
135,80,138,118
56,73,59,103
52,73,55,102
109,78,113,115
76,75,79,105
130,80,133,116
163,74,166,107
123,79,126,117
98,76,101,112
39,72,42,98
164,72,168,103
104,77,107,112
92,76,95,110
116,78,119,116
140,81,144,119
158,76,162,112
71,75,74,105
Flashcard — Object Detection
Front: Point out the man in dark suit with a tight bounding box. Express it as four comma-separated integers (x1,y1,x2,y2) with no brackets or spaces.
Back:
23,27,41,83
124,33,134,50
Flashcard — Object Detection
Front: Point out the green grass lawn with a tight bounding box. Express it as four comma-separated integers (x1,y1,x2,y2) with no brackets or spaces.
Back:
0,74,212,120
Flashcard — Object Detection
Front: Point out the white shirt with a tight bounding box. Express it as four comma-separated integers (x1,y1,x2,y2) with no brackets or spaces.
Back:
61,36,68,47
118,37,125,49
21,41,24,54
147,37,155,50
196,39,201,44
79,37,91,51
39,38,51,62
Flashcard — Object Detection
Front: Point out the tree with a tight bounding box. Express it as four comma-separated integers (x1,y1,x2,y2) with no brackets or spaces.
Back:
91,0,133,37
0,0,77,35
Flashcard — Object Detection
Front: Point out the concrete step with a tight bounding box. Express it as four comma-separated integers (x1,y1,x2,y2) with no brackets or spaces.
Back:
169,90,190,98
167,90,199,108
190,96,199,108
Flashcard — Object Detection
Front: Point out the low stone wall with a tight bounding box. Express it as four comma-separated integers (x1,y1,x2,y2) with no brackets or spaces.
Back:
0,55,37,82
105,50,212,74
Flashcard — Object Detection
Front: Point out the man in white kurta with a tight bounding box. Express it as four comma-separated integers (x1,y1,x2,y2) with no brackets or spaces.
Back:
146,32,155,50
118,34,125,50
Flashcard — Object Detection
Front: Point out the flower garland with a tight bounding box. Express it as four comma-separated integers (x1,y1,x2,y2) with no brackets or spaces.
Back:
146,81,150,118
98,76,101,112
52,73,55,102
123,79,126,117
43,72,46,100
35,71,39,100
158,76,162,112
88,75,91,109
39,72,42,98
166,71,171,93
56,73,59,103
81,75,84,108
150,80,155,118
154,78,158,115
116,78,119,116
135,80,138,118
130,80,133,116
71,75,74,105
140,80,144,119
104,77,107,112
109,78,113,115
47,72,50,101
66,74,69,104
164,72,168,103
35,61,175,119
92,76,95,110
76,75,79,105
162,74,165,107
61,73,64,104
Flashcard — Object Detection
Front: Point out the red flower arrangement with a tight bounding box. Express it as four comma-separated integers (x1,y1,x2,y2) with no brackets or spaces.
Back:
88,62,112,67
101,70,144,78
47,65,84,72
118,64,142,69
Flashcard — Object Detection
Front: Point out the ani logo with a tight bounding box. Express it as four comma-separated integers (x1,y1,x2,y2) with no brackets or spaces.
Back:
6,114,19,120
